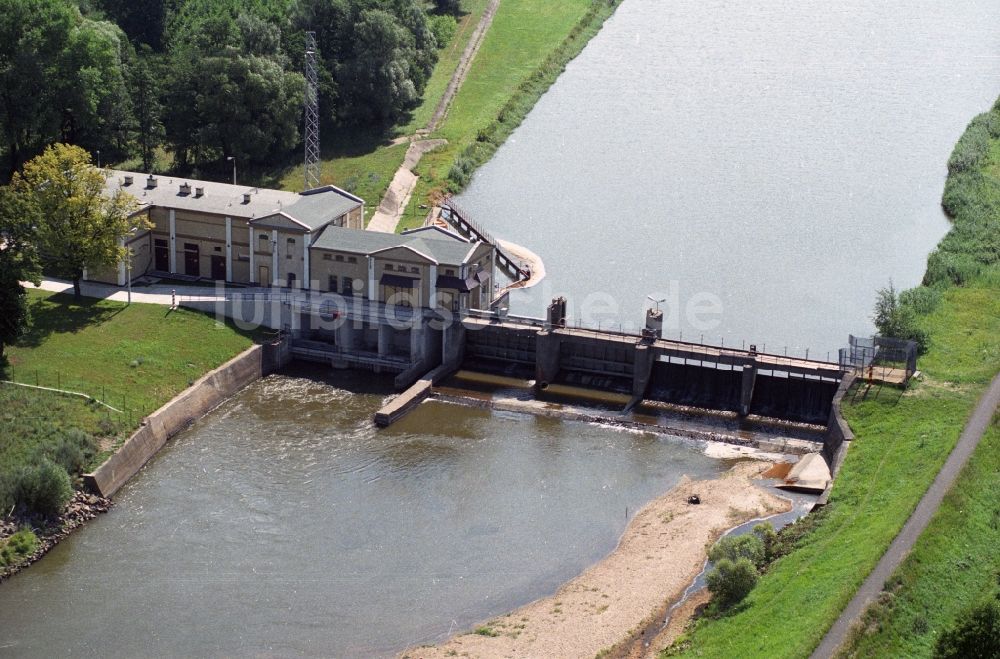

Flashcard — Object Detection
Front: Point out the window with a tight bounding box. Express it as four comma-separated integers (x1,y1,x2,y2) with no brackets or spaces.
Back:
384,264,392,270
287,238,295,247
259,234,268,241
323,253,332,261
213,246,222,253
445,268,455,276
286,237,295,259
410,266,419,274
341,277,353,296
335,254,344,262
328,275,337,292
347,256,357,264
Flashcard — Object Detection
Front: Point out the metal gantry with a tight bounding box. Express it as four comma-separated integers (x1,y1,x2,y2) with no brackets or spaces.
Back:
303,31,321,191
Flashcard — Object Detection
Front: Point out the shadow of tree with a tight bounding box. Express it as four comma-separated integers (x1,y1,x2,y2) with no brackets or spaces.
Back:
15,293,124,349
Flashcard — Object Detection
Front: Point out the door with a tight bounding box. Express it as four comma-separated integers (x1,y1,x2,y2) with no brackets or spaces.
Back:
258,265,270,287
154,239,168,272
183,243,199,277
210,255,226,281
286,272,296,289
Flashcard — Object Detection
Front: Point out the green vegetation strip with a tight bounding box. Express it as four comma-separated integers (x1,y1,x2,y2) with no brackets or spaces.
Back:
668,98,1000,658
835,412,999,657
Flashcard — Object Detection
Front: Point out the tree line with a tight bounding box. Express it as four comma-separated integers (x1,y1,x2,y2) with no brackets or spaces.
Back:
0,0,463,182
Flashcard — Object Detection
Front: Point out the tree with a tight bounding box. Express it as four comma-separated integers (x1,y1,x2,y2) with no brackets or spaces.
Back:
872,280,929,352
706,557,759,610
935,596,1000,659
0,186,40,358
12,144,142,298
0,0,138,178
432,0,462,14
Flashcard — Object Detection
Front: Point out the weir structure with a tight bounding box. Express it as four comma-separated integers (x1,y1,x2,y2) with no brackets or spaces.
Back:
458,299,845,426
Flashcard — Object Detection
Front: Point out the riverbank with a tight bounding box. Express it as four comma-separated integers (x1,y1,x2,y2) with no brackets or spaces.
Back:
668,100,1000,658
401,461,789,658
0,290,258,577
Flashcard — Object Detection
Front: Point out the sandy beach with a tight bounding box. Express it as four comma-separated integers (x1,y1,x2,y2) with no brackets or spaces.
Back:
400,460,790,659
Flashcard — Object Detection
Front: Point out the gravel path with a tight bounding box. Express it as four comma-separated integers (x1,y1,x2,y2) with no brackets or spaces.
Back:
811,371,1000,658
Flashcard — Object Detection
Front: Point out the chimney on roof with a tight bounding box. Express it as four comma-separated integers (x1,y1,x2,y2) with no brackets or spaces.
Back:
179,182,191,195
146,175,157,189
123,175,134,186
194,186,204,198
242,192,251,204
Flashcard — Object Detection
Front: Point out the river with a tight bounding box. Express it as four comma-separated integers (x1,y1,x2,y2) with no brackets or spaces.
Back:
0,369,725,657
458,0,1000,356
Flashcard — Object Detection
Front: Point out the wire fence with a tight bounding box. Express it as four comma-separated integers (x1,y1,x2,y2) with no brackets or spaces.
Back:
0,369,139,426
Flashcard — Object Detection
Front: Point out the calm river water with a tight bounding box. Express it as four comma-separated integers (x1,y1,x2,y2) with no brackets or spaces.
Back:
0,370,724,657
458,0,1000,356
3,2,999,656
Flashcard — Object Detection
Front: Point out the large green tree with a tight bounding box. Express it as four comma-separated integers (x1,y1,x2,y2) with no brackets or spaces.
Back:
0,185,40,358
0,0,138,178
12,144,142,299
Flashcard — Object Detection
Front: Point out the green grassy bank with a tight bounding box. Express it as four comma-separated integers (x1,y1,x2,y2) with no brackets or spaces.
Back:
665,98,1000,658
1,289,256,520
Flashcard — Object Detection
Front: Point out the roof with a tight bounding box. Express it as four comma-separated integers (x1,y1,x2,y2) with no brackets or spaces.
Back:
312,225,481,265
104,170,362,230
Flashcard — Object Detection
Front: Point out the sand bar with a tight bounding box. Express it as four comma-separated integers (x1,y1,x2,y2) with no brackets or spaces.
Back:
400,461,790,658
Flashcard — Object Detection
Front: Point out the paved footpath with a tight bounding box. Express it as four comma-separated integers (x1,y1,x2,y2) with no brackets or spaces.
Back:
811,371,1000,658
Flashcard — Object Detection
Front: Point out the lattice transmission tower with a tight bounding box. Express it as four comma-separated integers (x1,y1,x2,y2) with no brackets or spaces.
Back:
303,31,321,191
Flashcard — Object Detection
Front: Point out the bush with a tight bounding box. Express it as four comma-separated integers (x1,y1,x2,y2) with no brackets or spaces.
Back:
872,282,930,353
430,15,457,48
752,523,780,563
924,250,984,288
45,427,97,476
15,459,72,517
899,286,941,316
708,533,766,570
706,558,759,609
934,597,1000,658
947,114,991,174
0,528,38,567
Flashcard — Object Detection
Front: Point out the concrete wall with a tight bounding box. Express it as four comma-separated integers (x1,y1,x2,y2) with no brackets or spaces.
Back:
83,343,279,497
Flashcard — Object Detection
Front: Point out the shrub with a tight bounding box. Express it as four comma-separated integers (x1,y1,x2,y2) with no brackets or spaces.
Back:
872,282,930,353
934,597,1000,658
947,114,991,174
0,528,38,567
708,533,766,570
924,250,984,288
752,523,780,563
15,459,72,517
706,558,758,609
430,15,457,48
45,427,97,476
899,286,941,316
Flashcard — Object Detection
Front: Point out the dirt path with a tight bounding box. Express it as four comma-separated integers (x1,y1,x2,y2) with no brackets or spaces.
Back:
811,372,1000,658
369,1,501,233
400,462,790,659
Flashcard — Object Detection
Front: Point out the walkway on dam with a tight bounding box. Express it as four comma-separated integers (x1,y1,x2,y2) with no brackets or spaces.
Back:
27,277,227,305
811,371,1000,658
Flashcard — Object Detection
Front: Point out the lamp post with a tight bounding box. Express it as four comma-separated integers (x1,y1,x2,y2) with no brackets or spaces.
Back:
226,156,236,185
646,295,666,313
96,150,101,168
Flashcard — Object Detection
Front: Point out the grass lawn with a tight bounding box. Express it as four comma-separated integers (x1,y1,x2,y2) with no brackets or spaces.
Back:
667,273,1000,658
835,410,999,657
2,289,256,420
